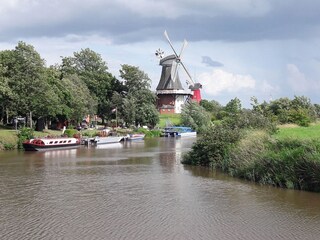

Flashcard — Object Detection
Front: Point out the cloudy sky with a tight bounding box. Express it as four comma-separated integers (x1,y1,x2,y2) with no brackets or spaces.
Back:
1,0,320,107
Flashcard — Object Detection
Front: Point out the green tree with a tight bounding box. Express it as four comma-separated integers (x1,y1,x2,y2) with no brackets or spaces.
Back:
0,63,13,124
2,42,52,127
120,64,151,92
181,101,211,133
60,48,120,122
119,65,158,127
61,74,97,122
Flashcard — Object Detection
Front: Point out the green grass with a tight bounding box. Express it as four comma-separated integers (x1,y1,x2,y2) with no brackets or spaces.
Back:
157,114,181,128
0,129,63,150
274,123,320,140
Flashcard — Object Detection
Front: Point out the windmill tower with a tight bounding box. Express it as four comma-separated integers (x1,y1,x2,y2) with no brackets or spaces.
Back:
155,31,202,114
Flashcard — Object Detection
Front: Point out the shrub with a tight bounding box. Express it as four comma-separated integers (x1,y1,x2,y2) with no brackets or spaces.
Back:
64,129,78,137
3,143,16,150
17,127,34,149
182,124,243,168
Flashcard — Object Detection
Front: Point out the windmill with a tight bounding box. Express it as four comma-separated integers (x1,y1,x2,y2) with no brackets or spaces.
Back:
155,31,202,114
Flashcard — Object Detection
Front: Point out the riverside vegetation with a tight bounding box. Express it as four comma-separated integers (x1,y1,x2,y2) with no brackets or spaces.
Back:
183,97,320,193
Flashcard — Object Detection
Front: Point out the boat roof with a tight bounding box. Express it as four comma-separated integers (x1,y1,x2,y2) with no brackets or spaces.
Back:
165,126,192,129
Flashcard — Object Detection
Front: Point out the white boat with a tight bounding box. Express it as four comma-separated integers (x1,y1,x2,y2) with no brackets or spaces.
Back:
164,127,197,137
127,134,145,141
23,137,81,151
92,136,124,145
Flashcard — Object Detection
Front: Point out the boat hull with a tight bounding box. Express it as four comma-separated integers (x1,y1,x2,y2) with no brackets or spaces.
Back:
128,134,145,141
164,126,197,137
23,137,81,151
23,143,80,151
92,136,123,145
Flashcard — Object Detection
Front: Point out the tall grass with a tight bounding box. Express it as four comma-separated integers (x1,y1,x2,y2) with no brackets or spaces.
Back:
183,124,320,192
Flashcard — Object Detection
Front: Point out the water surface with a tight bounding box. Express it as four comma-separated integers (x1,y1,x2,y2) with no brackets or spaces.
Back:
1,137,320,240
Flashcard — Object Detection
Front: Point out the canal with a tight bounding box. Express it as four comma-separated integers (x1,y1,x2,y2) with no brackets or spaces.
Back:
1,137,320,240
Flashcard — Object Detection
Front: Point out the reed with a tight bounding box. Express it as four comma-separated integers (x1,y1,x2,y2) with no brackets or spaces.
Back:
183,124,320,192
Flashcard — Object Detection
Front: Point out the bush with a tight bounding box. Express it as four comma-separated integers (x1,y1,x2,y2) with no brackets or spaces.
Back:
17,127,34,149
182,124,243,168
64,129,78,137
3,143,16,150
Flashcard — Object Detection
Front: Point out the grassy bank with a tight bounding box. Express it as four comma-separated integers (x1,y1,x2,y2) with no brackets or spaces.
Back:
275,123,320,140
157,114,181,128
0,129,63,150
183,123,320,192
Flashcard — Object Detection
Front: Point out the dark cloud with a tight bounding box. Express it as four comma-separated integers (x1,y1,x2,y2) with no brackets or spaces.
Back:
201,56,223,67
1,0,320,44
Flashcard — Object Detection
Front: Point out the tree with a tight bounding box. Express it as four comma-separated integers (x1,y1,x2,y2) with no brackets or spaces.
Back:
225,97,242,115
119,64,158,127
0,63,13,124
2,42,51,127
119,64,151,92
200,99,222,120
61,74,97,122
60,48,118,122
181,101,211,133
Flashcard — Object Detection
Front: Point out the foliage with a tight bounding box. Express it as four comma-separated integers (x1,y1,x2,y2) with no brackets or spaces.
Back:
119,65,159,128
64,129,78,137
182,124,242,168
133,128,162,138
253,95,316,126
181,101,211,133
119,64,151,92
238,138,320,192
17,127,34,149
200,99,222,120
60,48,118,123
3,142,15,150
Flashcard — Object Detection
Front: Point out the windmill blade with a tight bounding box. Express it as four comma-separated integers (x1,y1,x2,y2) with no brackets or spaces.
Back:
171,60,179,84
180,61,194,85
179,39,188,59
164,30,179,58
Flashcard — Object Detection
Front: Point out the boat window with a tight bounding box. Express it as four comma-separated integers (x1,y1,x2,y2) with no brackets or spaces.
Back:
54,141,58,144
68,140,71,143
49,141,53,144
59,141,63,143
63,140,67,143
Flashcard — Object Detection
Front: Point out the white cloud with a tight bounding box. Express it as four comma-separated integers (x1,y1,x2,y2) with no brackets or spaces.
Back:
286,64,309,92
199,69,256,96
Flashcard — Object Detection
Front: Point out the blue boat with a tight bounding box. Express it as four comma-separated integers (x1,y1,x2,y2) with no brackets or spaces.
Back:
163,126,196,137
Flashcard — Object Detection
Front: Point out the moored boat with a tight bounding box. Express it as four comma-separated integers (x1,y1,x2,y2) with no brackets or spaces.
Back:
91,136,124,145
23,137,81,151
164,126,196,137
127,134,145,141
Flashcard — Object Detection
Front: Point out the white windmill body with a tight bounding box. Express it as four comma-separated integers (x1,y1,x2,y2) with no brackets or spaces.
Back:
155,31,197,114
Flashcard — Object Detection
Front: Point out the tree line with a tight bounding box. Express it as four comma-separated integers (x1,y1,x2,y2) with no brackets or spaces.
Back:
0,42,159,130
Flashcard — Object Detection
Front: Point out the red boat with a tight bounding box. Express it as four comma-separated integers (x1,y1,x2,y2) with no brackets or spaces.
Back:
23,137,80,151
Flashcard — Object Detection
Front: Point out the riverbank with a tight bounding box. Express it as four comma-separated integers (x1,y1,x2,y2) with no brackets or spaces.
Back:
182,123,320,192
0,126,162,150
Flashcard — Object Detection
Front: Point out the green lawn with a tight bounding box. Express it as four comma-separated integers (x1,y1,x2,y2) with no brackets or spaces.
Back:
274,123,320,140
0,129,63,148
157,114,181,128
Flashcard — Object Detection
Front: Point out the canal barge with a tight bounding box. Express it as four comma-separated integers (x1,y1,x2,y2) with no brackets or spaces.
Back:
23,137,81,151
